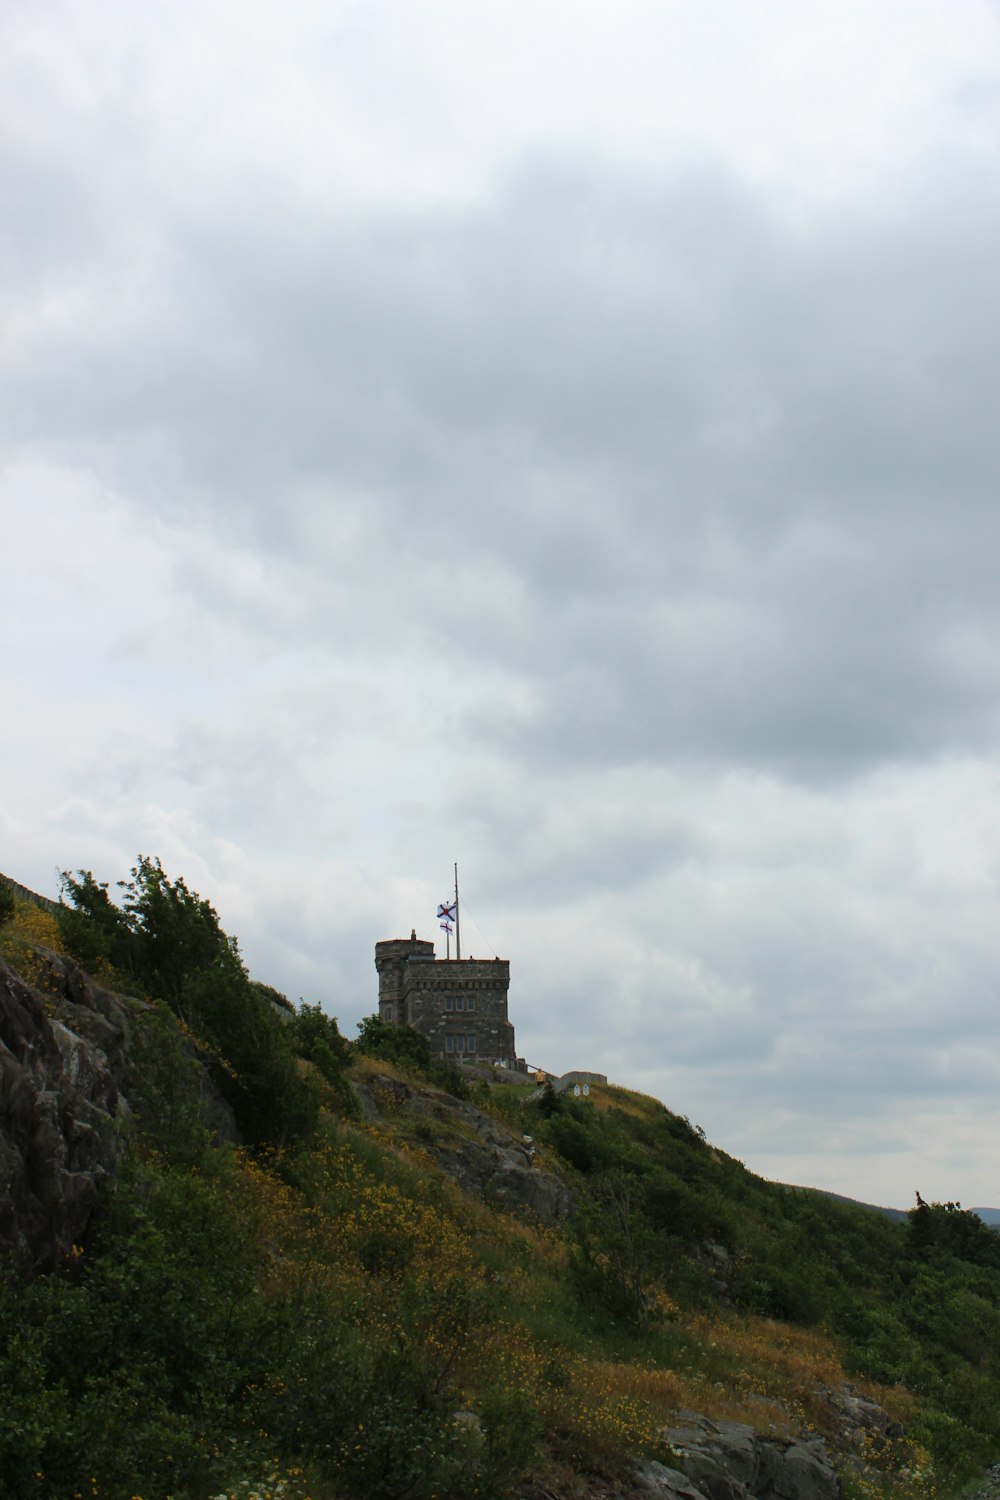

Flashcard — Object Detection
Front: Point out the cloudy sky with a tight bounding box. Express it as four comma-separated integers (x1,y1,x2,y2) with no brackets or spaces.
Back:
4,0,1000,1209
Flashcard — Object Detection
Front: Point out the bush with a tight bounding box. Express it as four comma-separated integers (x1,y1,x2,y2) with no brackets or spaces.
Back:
355,1014,470,1099
570,1170,661,1328
294,1002,357,1117
0,1154,283,1499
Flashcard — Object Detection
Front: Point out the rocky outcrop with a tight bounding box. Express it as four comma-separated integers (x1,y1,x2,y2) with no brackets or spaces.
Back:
0,947,236,1273
656,1413,839,1500
822,1383,901,1448
354,1072,573,1223
517,1431,839,1500
0,953,127,1272
525,1381,915,1500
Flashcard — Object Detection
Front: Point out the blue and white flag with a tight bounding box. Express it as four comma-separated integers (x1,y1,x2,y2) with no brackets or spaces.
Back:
437,901,457,922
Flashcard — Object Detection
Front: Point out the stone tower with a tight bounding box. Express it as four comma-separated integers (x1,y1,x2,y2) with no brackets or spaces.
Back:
374,932,519,1067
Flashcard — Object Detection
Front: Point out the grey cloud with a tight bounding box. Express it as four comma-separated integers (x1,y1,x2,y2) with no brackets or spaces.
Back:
46,158,992,786
6,3,1000,1210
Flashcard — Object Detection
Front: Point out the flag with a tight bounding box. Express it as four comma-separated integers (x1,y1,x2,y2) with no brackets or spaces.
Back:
437,901,457,921
439,920,454,934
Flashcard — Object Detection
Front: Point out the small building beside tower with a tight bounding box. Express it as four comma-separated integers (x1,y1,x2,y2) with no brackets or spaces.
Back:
375,929,522,1068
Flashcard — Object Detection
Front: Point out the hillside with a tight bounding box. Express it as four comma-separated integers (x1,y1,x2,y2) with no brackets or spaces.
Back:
3,863,1000,1500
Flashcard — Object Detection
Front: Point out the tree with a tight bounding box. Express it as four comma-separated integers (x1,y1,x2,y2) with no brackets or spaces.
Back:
61,857,319,1147
120,856,236,1012
58,870,133,978
536,1079,560,1117
908,1193,1000,1268
354,1015,470,1099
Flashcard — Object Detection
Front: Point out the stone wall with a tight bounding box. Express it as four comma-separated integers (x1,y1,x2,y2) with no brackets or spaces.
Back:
0,873,60,917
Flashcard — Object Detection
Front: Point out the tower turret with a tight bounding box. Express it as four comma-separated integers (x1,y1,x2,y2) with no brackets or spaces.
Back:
375,930,434,1023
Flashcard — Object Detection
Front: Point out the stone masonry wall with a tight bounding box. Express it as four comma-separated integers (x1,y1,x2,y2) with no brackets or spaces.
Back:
0,874,60,917
374,936,516,1064
404,958,513,1064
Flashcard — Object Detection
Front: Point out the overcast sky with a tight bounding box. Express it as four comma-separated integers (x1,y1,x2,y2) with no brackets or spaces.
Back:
4,0,1000,1209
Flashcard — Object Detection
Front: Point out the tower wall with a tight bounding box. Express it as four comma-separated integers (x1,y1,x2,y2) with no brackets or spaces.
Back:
403,957,514,1063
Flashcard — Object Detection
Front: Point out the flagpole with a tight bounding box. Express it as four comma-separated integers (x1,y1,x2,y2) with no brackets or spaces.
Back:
454,861,461,962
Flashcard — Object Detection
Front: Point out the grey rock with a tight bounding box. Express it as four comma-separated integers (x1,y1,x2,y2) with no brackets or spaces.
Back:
0,954,121,1271
354,1073,573,1223
823,1382,891,1440
0,948,235,1272
757,1438,838,1500
662,1416,838,1500
633,1459,712,1498
665,1418,757,1499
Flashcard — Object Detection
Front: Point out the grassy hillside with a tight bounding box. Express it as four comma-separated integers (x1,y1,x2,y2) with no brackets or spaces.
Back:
2,864,999,1500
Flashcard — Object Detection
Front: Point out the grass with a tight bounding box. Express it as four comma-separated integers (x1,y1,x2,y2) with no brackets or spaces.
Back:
0,893,68,986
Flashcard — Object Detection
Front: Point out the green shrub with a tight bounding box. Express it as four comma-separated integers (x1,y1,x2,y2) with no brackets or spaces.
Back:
59,857,320,1147
355,1014,471,1099
294,1002,358,1116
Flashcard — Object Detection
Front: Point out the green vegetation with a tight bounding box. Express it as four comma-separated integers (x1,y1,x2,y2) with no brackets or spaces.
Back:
58,858,328,1147
1,862,999,1498
521,1090,1000,1493
355,1011,472,1099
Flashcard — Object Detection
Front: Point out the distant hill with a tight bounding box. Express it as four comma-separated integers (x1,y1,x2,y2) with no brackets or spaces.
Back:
793,1184,1000,1232
786,1183,909,1223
